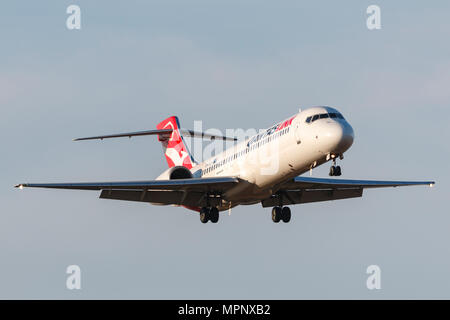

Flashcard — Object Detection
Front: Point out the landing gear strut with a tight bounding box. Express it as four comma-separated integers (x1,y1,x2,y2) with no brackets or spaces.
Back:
199,207,219,224
271,206,291,223
329,158,342,176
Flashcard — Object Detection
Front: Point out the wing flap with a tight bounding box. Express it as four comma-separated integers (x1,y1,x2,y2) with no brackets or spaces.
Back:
99,189,205,206
261,188,363,207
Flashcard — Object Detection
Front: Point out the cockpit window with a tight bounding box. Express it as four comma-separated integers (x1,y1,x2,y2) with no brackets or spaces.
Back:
306,112,345,123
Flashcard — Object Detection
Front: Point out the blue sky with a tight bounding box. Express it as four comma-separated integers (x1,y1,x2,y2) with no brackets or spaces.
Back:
1,1,449,298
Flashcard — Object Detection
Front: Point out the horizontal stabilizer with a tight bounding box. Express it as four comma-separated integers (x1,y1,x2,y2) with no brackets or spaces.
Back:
73,129,173,141
179,129,237,141
73,129,237,141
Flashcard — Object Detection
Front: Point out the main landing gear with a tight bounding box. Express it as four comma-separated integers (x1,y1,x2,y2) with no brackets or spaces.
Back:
271,206,291,223
199,207,219,224
329,158,342,176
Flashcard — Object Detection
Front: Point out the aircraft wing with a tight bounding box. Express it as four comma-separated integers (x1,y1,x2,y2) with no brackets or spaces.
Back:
261,176,435,207
15,177,240,208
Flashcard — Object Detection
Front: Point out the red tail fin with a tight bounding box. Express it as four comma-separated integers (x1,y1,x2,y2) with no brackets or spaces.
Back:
156,116,195,169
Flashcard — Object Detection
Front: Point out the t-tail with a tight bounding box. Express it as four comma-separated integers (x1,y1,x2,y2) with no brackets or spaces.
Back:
71,116,237,169
156,116,196,169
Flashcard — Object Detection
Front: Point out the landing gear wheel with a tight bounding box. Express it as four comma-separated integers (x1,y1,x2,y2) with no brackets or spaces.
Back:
210,207,219,223
281,207,291,223
200,207,210,224
329,165,342,176
329,166,336,176
272,206,282,223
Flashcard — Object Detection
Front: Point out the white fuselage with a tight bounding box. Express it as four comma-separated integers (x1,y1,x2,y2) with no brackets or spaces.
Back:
191,106,354,209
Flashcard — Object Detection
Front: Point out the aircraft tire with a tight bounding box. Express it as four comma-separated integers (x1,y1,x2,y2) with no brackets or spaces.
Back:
200,207,209,223
281,206,291,223
272,207,282,223
210,207,219,223
329,166,335,176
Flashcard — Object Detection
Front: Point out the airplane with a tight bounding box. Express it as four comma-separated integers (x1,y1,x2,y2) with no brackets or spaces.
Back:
15,106,435,224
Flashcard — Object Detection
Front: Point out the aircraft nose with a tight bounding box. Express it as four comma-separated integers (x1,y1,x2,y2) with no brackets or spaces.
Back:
323,122,354,153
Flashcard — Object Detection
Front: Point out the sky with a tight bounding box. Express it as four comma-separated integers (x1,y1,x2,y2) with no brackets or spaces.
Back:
0,0,449,299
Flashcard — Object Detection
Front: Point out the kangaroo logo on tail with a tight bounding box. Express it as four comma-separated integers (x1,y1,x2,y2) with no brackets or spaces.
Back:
156,116,195,169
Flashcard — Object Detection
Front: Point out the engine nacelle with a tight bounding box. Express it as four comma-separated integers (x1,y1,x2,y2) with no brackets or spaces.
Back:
156,166,193,180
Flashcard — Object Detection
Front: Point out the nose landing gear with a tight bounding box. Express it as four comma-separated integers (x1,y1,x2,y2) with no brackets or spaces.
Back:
329,157,342,176
329,165,342,176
